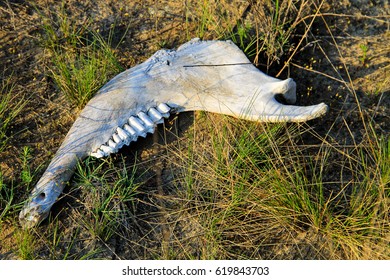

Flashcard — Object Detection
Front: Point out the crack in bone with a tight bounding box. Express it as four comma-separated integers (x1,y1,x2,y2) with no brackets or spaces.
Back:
89,103,171,158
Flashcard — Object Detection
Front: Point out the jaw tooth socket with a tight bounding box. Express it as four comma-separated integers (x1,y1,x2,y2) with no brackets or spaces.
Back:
100,144,116,155
157,103,171,118
137,111,155,133
128,116,147,137
147,107,164,124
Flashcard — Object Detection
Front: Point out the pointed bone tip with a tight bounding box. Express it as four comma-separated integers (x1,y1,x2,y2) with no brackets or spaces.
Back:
19,207,39,229
292,102,329,122
316,102,329,116
19,205,49,229
255,102,328,123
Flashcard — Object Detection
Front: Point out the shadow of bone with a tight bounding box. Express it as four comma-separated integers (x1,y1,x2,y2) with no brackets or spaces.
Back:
119,111,195,165
119,111,195,198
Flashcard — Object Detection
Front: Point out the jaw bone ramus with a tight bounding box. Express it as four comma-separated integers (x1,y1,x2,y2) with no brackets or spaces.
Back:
19,38,328,228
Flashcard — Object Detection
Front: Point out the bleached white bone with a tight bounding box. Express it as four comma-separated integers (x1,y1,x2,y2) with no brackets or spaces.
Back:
19,38,328,228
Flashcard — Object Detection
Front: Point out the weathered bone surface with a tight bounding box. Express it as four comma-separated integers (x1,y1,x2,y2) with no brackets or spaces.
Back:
19,38,328,228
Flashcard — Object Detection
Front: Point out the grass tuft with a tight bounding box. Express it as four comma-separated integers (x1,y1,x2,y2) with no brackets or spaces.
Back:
20,146,34,187
15,229,36,260
74,157,140,242
0,172,16,222
0,76,27,153
38,5,123,108
163,111,389,259
188,0,314,66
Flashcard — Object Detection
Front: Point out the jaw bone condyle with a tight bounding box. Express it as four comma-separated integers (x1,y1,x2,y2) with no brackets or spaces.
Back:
19,38,328,228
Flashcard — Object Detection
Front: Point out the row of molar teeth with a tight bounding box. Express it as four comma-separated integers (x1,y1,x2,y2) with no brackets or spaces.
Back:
90,103,172,158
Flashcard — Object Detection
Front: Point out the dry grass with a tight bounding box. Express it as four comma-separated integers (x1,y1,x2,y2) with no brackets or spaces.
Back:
38,4,124,108
0,76,27,153
154,111,389,259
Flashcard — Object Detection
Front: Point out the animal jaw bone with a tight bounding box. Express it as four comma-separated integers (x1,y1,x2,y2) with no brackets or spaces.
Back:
19,38,328,228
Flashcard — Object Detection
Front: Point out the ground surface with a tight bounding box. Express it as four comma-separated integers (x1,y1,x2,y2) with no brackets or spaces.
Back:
0,0,389,259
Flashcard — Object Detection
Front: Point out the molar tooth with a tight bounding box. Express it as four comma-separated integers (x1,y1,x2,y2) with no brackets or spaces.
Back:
90,149,105,158
128,116,147,137
112,133,124,149
100,144,116,155
137,111,155,133
108,139,120,151
147,107,164,124
157,103,171,118
123,124,137,140
112,133,122,144
116,127,131,145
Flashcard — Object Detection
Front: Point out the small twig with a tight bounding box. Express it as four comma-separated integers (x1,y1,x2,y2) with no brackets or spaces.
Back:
290,62,347,85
